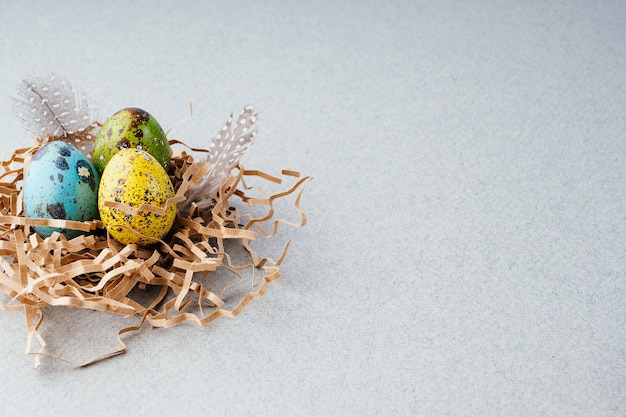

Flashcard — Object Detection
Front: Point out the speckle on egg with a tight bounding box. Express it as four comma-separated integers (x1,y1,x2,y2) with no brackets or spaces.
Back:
55,157,69,170
46,202,66,219
75,160,96,191
58,146,71,157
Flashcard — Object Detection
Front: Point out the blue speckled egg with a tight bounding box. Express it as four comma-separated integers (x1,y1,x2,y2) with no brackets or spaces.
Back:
23,141,100,239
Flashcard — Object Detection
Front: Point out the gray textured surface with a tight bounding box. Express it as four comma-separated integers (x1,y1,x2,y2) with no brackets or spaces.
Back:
0,1,624,415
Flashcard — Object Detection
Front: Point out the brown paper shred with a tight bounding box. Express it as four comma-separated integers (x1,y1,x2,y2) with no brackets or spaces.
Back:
0,139,311,367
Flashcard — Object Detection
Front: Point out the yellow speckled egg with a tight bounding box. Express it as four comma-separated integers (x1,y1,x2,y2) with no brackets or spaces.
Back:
98,148,176,246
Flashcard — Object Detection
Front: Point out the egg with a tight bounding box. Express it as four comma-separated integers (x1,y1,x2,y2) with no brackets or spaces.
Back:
98,148,176,246
23,141,100,239
92,107,171,174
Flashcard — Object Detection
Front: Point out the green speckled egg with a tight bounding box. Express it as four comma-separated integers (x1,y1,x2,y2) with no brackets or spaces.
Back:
92,108,171,174
98,148,176,246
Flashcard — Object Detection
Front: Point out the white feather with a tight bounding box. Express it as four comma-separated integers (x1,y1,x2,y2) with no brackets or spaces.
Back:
12,72,99,139
179,106,258,216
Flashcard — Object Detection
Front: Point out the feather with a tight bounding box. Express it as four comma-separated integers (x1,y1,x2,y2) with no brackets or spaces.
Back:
179,105,258,216
12,72,100,156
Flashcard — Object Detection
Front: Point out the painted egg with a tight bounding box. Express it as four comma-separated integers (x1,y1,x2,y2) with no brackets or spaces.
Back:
92,107,171,174
23,141,100,239
98,148,176,246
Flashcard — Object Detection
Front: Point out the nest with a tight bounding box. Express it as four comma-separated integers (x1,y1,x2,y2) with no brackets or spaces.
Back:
0,139,310,367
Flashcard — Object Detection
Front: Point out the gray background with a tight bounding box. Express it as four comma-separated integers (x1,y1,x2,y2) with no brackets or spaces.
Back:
0,0,624,416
